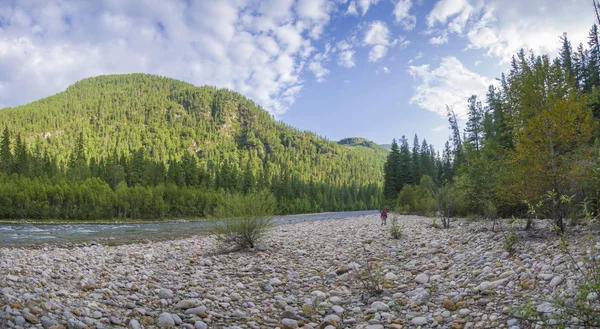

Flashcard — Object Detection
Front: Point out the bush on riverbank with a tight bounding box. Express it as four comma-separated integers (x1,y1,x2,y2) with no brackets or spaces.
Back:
209,189,277,250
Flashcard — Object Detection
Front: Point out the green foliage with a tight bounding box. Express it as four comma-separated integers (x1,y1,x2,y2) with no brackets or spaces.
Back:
354,263,384,297
394,179,436,216
0,74,385,219
389,214,403,239
502,230,520,256
209,190,276,250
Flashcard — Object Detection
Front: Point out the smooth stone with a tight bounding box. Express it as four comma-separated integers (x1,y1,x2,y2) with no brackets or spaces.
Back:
194,321,208,329
281,318,299,329
15,316,26,326
332,305,344,313
549,276,564,288
129,319,141,329
184,306,207,314
174,299,197,309
384,272,398,281
412,317,428,326
157,313,175,328
371,301,390,312
158,288,173,299
415,273,429,284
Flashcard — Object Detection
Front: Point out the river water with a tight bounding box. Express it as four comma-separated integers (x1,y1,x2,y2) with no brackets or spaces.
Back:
0,210,378,247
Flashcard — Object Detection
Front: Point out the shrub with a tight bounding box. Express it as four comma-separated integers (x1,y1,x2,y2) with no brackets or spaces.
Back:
512,209,600,328
502,230,520,255
389,215,403,239
210,190,277,251
354,263,383,297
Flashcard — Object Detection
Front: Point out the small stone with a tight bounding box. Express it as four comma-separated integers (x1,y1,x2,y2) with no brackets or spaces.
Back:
129,319,141,329
184,306,207,315
281,318,299,329
157,313,175,328
412,317,428,326
459,309,471,316
140,316,154,325
6,274,19,282
332,305,344,313
194,321,208,329
174,299,197,309
384,272,398,281
371,301,390,312
415,273,429,284
443,299,457,311
549,276,564,288
269,278,283,286
24,312,40,324
15,316,26,326
158,288,173,299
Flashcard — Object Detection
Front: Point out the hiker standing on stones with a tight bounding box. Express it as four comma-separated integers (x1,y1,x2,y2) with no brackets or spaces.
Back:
380,209,388,225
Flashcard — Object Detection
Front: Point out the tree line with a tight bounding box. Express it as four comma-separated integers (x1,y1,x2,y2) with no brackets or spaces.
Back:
0,74,386,220
384,19,600,233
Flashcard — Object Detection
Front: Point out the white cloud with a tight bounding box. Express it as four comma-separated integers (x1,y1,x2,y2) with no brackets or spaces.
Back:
429,31,449,45
427,0,593,63
308,61,330,82
363,20,401,62
357,0,380,15
346,1,359,15
383,66,390,73
393,0,417,30
407,51,423,64
338,51,356,67
364,21,391,45
0,0,340,114
408,56,495,119
369,45,388,62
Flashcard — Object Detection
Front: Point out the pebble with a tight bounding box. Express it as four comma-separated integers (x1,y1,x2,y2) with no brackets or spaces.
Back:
0,215,594,329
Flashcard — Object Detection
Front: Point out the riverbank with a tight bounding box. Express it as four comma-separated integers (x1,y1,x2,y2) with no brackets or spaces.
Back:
0,214,597,328
0,210,373,225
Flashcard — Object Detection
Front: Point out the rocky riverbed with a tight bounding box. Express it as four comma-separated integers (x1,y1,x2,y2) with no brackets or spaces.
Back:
1,214,598,329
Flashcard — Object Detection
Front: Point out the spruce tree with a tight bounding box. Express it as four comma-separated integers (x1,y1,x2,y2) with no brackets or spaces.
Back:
0,127,11,174
383,139,402,201
465,95,485,151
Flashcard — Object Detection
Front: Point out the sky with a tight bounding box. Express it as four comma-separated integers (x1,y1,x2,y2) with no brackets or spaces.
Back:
0,0,597,150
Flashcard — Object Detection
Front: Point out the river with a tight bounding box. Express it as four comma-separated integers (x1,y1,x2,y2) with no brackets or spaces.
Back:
0,210,378,247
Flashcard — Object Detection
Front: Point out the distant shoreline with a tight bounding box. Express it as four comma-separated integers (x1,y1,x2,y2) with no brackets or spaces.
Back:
0,210,378,225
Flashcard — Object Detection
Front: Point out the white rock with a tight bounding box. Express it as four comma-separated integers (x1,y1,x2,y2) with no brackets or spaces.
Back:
384,272,398,281
549,276,563,288
415,273,429,284
158,288,173,299
371,301,390,312
157,313,175,328
412,317,428,325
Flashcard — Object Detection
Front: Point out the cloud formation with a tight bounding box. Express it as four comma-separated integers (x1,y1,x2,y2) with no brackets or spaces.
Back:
408,56,495,119
393,0,417,30
426,0,595,63
0,0,341,114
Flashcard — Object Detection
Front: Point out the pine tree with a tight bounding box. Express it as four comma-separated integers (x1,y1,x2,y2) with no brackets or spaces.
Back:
399,136,412,185
559,33,574,80
412,134,421,184
446,106,463,169
465,95,485,151
0,127,11,174
383,139,402,201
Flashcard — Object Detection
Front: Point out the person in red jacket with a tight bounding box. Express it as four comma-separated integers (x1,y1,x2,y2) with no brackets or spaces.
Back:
380,209,388,225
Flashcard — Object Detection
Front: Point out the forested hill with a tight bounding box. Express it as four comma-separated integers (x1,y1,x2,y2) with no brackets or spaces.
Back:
0,73,385,219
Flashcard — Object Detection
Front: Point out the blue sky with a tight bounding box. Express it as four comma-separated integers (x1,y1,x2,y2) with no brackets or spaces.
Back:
0,0,596,150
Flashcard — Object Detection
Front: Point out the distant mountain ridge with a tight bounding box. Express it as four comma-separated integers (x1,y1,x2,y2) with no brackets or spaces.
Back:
0,73,386,191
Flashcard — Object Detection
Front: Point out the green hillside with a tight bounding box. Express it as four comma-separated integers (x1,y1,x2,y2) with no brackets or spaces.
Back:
0,74,385,219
